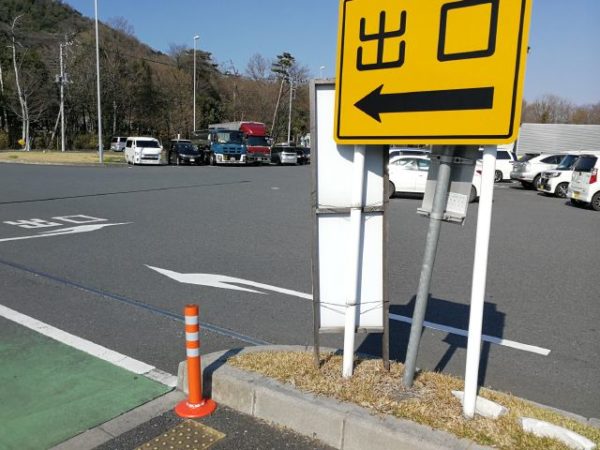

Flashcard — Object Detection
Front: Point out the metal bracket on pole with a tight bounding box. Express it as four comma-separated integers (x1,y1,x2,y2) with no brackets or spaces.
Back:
463,145,497,418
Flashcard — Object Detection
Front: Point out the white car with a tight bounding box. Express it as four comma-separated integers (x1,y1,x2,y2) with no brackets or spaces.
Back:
567,154,600,211
537,154,582,198
510,153,563,189
124,137,163,165
388,155,480,202
477,146,517,182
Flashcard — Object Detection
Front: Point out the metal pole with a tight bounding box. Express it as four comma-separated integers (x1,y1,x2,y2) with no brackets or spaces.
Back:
287,76,293,144
94,0,103,163
463,145,497,418
342,144,366,378
402,148,454,388
382,149,390,371
59,43,65,152
193,35,199,133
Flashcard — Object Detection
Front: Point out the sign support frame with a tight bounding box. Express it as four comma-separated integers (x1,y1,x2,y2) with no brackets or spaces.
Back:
310,79,390,374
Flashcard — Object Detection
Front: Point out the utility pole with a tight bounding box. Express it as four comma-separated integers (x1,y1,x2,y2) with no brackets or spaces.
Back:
58,41,71,152
287,75,293,144
193,35,199,133
94,0,103,163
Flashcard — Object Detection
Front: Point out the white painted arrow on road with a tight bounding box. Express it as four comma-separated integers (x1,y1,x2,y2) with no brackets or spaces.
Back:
0,223,131,244
148,265,551,356
147,265,312,298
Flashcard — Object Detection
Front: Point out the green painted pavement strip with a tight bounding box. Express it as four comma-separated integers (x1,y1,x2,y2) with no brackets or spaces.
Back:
0,319,171,450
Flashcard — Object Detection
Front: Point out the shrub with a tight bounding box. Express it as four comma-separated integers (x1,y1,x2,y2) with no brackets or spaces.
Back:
73,133,98,150
0,131,9,150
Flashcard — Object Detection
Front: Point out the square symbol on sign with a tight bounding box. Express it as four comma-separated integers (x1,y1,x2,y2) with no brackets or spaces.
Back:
438,0,499,61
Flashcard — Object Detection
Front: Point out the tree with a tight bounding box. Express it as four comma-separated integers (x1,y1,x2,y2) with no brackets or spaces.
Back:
9,15,30,150
523,94,573,123
270,52,295,141
245,53,270,81
107,17,135,37
0,58,8,132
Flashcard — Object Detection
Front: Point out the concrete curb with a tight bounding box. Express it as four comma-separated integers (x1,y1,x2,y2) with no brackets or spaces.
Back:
521,417,597,450
178,345,489,450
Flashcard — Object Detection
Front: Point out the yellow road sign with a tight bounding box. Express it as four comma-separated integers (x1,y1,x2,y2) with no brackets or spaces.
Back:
334,0,533,145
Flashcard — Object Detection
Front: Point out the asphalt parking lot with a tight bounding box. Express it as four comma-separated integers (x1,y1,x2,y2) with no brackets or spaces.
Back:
0,163,598,419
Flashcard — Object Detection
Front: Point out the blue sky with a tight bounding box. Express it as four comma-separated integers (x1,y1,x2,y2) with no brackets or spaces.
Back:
65,0,600,105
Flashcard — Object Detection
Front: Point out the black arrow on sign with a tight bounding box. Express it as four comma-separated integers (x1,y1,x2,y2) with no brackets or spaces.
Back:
354,85,495,122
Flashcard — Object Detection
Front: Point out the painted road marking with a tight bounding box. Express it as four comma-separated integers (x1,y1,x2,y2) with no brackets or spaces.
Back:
3,214,107,228
0,222,130,244
0,257,269,347
0,304,177,387
3,218,63,228
148,265,311,298
389,313,550,356
148,266,551,357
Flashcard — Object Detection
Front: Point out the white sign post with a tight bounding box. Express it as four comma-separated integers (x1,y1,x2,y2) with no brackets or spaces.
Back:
463,145,497,418
342,145,366,378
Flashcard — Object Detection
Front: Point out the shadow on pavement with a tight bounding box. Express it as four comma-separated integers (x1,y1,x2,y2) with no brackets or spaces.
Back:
357,296,505,387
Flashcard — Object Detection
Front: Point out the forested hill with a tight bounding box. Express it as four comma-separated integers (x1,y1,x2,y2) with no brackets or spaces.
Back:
0,1,215,149
0,0,86,35
0,0,311,150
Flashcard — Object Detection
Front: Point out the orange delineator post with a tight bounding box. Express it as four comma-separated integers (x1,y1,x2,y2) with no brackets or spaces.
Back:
174,304,217,418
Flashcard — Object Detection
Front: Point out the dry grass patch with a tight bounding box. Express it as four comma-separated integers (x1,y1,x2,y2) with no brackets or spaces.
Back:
229,351,599,450
0,151,125,164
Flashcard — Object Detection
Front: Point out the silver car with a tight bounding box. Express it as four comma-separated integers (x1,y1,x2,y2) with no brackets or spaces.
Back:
510,153,563,189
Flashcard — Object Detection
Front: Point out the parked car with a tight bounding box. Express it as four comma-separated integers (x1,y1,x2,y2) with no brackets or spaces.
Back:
477,146,517,182
567,154,600,211
388,155,480,202
271,144,299,165
510,153,563,189
166,139,202,165
124,137,162,165
537,153,582,198
389,147,430,160
296,147,311,165
110,136,127,152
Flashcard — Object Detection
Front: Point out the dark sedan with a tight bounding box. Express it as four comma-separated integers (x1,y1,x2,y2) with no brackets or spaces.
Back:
167,140,201,165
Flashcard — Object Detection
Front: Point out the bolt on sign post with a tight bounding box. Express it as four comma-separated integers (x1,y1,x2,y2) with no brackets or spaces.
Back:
174,304,217,418
334,0,532,415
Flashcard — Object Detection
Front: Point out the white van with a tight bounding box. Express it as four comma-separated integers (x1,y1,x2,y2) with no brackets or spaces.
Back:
567,154,600,211
110,136,127,152
477,144,517,182
124,137,163,165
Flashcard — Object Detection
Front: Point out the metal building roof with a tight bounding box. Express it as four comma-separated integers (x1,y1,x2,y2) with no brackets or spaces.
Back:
516,123,600,154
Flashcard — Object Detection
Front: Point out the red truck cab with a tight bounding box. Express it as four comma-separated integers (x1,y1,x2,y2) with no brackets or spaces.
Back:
239,122,271,164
